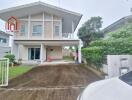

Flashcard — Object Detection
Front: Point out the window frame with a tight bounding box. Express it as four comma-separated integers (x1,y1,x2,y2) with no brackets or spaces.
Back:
28,48,40,60
54,23,60,37
32,24,42,36
20,24,26,36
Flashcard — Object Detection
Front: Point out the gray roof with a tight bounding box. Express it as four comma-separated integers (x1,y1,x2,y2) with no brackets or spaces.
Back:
0,1,82,33
102,15,132,33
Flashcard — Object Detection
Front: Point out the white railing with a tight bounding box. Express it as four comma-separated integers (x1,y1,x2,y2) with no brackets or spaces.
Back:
14,33,76,40
62,33,75,40
0,58,9,87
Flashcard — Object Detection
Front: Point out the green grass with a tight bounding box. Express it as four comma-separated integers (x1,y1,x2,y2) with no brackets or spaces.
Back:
63,56,74,61
0,65,34,81
9,65,34,79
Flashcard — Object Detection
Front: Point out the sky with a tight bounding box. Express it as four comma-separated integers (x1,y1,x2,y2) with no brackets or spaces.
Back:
0,0,132,33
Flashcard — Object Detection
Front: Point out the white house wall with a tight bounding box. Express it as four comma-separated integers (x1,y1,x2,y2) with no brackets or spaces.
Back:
16,12,62,40
12,43,18,59
0,34,10,47
47,46,62,60
106,55,132,78
0,47,11,58
0,32,11,58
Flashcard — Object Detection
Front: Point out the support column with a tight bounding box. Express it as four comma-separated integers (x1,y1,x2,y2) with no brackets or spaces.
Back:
28,15,31,39
11,36,14,54
60,19,62,39
52,15,54,39
78,40,82,63
40,44,44,64
12,43,18,59
72,21,74,39
18,44,20,60
42,12,45,39
18,44,23,60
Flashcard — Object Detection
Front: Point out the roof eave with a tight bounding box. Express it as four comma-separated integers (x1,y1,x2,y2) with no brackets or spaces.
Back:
0,1,82,33
0,1,82,18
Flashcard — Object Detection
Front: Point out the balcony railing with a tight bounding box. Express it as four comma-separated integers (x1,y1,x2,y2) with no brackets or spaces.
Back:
62,33,75,40
14,32,76,40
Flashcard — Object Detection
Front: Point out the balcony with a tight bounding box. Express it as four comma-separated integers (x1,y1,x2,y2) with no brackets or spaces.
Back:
14,32,76,40
62,33,75,40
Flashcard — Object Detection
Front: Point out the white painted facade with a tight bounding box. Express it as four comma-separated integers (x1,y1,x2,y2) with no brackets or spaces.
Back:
0,2,82,64
0,31,12,58
103,55,132,78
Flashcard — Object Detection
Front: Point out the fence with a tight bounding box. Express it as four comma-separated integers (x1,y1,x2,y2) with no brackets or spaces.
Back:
0,58,9,86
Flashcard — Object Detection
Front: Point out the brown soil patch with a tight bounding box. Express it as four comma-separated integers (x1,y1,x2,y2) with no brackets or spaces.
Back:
0,64,101,100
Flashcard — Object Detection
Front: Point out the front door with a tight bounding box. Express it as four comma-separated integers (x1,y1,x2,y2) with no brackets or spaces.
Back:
28,48,40,60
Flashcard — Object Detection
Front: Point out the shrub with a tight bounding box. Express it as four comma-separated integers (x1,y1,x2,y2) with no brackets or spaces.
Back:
82,46,104,69
4,53,15,64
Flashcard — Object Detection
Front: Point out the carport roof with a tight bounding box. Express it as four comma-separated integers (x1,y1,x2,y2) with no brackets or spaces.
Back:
0,1,82,33
14,39,80,46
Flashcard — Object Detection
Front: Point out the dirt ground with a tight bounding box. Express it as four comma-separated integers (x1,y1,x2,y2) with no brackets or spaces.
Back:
0,64,101,100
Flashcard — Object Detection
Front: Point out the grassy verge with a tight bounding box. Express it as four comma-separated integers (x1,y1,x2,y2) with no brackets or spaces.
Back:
9,65,34,79
0,65,34,81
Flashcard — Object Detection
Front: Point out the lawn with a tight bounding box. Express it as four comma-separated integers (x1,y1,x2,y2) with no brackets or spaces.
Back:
0,65,34,81
9,65,34,79
63,56,74,61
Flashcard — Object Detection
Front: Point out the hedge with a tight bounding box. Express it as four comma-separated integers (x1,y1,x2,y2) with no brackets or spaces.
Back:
82,24,132,68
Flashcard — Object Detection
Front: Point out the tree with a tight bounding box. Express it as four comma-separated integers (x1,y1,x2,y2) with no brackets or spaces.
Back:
82,24,132,69
78,16,103,47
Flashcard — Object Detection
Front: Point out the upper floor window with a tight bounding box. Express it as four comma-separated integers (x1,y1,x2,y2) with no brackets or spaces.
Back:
54,25,60,37
32,25,42,36
20,24,26,36
0,38,7,43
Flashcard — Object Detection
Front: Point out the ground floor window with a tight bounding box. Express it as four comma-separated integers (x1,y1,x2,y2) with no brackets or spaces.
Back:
28,48,40,60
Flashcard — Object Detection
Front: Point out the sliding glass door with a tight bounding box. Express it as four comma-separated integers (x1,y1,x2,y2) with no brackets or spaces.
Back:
28,48,40,60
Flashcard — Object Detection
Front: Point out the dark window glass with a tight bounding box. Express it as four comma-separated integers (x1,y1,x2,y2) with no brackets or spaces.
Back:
35,48,40,59
54,25,60,37
28,48,40,60
20,24,26,36
32,25,42,36
0,38,7,43
31,48,35,60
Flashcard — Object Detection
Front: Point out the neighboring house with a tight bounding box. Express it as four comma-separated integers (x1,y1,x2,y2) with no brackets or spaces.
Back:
0,2,82,64
101,15,132,78
102,55,132,78
103,15,132,38
0,30,12,58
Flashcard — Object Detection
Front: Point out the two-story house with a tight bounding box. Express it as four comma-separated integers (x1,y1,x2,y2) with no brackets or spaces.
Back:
0,30,12,58
103,15,132,38
0,2,82,64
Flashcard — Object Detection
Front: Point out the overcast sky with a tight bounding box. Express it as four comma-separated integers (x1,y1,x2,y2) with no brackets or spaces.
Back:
0,0,132,32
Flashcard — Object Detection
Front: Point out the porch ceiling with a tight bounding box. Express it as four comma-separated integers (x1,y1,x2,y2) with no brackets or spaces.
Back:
14,39,80,46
